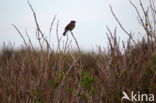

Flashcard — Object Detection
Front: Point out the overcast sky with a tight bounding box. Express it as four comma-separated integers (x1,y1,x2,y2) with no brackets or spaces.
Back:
0,0,151,51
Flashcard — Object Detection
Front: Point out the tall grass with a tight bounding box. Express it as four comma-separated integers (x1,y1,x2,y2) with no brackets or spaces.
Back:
0,0,156,103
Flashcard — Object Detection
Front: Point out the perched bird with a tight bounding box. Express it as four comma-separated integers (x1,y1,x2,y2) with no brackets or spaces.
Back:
63,20,76,36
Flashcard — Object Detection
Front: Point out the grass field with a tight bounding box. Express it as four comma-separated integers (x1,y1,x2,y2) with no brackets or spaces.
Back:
0,1,156,103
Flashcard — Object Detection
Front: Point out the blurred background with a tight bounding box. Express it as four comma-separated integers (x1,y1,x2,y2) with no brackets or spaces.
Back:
0,0,150,51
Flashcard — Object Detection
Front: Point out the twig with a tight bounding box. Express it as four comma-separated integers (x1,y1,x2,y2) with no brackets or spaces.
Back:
56,20,61,52
71,31,81,53
49,15,57,43
12,24,28,48
25,29,35,52
27,0,53,53
49,15,57,34
109,4,130,36
109,4,136,44
64,33,69,53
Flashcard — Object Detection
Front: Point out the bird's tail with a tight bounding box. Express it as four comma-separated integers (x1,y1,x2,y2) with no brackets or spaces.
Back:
63,30,67,36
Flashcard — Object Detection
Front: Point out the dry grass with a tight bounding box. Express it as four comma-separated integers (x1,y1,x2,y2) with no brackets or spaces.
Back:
0,0,156,103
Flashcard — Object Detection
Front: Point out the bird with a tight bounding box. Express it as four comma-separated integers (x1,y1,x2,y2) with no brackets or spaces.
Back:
63,20,76,36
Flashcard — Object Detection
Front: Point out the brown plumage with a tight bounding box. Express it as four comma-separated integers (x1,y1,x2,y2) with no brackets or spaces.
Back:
63,20,76,36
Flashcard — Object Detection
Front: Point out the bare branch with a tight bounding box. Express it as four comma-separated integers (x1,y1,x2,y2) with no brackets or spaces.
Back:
71,32,81,53
12,24,28,48
109,4,131,36
27,0,53,52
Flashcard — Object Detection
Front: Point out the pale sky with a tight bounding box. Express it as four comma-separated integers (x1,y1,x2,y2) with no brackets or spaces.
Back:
0,0,151,51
